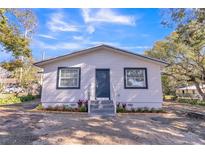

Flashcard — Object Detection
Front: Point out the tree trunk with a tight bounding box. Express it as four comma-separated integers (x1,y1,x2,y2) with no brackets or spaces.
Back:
194,81,205,101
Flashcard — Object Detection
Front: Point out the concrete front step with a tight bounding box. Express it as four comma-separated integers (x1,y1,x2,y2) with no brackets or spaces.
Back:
90,104,114,109
100,100,113,104
90,100,113,105
90,107,115,112
90,113,115,117
90,109,115,115
89,100,115,116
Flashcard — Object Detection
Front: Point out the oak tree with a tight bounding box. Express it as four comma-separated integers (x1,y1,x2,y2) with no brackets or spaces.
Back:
145,9,205,100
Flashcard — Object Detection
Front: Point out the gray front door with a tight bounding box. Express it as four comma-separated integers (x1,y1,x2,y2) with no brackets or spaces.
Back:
96,69,110,99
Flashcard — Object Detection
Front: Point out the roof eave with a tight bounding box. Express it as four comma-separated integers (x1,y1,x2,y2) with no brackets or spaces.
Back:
33,44,168,67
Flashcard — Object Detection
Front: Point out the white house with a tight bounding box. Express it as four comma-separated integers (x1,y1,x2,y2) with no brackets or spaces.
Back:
34,44,167,115
176,85,205,100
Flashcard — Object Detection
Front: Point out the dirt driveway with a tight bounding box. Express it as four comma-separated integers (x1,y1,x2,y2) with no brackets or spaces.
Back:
0,100,205,145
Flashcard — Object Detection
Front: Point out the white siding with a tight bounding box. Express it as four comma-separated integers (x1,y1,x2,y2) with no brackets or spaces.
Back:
41,49,163,108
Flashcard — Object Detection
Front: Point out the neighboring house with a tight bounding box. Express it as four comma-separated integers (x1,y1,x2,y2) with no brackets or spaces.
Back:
176,85,205,100
0,67,17,85
34,44,167,115
0,67,10,79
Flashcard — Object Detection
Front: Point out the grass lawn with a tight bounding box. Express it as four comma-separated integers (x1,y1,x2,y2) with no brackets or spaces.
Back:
0,93,14,99
0,93,38,105
177,98,205,106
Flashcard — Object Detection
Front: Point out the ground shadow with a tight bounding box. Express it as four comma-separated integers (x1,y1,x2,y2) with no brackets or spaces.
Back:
1,102,205,145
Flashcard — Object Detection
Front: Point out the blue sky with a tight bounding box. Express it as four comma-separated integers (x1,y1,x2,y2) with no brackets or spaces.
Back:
1,8,174,62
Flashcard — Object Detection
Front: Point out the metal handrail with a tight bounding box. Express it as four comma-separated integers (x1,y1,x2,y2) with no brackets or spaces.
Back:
111,84,117,114
87,84,91,114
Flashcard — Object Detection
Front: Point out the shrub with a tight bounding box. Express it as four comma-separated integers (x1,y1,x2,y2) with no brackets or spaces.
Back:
164,95,176,101
36,104,43,110
78,100,88,111
35,95,41,98
57,105,64,111
53,105,60,111
72,107,79,112
117,103,121,108
136,108,142,112
0,96,21,105
150,107,156,113
143,107,149,112
131,108,135,112
122,103,126,110
83,100,88,110
117,107,125,113
117,107,165,113
0,94,38,105
115,103,162,113
157,109,166,113
78,100,83,107
79,106,87,112
36,102,88,112
19,94,35,102
178,98,205,106
63,105,80,112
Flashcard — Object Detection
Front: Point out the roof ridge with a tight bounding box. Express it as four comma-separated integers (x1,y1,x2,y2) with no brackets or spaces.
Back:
34,44,168,67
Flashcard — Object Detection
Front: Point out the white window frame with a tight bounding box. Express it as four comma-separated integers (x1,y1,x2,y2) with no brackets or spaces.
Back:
124,68,148,89
57,67,80,89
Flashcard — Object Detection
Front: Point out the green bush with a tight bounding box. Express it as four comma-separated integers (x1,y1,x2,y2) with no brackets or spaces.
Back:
36,104,43,110
117,107,125,113
0,96,21,105
150,107,156,112
0,94,37,105
178,98,205,106
131,108,135,112
19,94,35,102
37,104,85,112
136,108,142,112
164,95,176,101
143,107,149,112
117,106,165,113
79,106,87,112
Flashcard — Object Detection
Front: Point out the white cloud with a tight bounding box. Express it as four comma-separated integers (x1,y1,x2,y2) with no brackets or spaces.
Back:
38,34,56,40
122,46,151,50
81,9,135,26
88,41,119,46
47,12,79,32
87,25,95,34
33,38,119,52
35,40,82,50
81,9,135,34
73,36,84,40
36,40,151,51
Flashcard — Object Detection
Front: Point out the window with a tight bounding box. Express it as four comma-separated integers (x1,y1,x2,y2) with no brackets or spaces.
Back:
124,68,148,89
57,67,80,89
